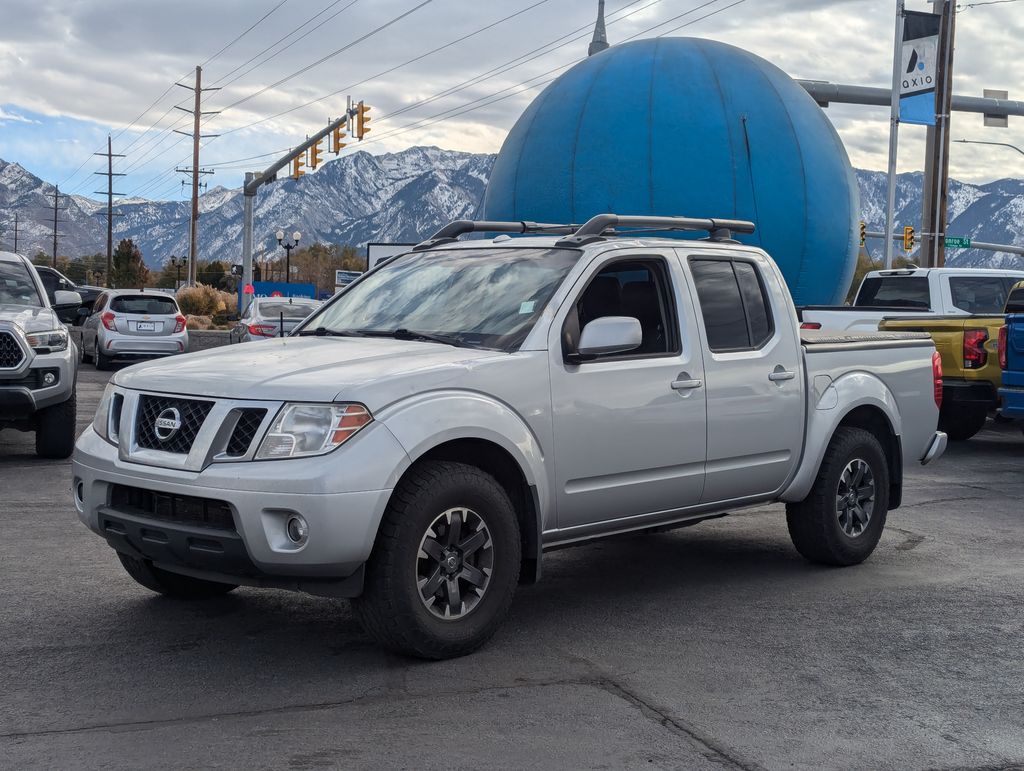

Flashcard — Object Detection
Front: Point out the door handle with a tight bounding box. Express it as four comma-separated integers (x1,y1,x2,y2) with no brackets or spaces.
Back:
769,369,797,382
671,378,703,390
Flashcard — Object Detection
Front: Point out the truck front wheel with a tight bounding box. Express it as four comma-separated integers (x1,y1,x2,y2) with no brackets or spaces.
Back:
35,393,77,459
117,553,237,599
786,427,889,566
354,460,521,659
938,404,988,441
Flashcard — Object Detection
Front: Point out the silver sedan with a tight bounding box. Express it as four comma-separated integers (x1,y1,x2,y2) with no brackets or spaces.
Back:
229,297,322,343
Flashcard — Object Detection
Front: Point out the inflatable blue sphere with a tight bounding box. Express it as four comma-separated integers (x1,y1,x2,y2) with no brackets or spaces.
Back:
481,38,859,305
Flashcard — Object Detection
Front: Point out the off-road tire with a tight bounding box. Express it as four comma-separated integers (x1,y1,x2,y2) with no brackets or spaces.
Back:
353,460,521,659
938,404,988,441
786,427,889,566
35,393,77,459
94,341,113,371
117,552,237,599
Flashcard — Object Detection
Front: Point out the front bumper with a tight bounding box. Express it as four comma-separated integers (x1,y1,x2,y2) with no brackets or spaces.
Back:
72,421,409,590
0,346,76,420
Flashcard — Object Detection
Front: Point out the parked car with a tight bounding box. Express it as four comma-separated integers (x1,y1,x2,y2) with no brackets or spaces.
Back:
998,280,1024,428
33,265,103,325
81,289,187,370
0,252,81,458
72,214,946,659
799,267,1024,332
228,296,322,343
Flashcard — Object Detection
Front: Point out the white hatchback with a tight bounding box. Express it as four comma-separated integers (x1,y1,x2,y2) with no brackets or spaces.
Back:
83,290,188,370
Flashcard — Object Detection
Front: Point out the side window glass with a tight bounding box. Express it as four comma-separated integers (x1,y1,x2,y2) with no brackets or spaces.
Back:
39,271,59,299
949,276,1008,314
690,260,749,351
564,259,676,358
733,262,774,347
93,294,106,313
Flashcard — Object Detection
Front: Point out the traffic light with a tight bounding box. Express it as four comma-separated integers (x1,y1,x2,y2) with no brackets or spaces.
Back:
309,138,322,170
903,225,915,252
291,154,305,180
356,101,371,140
331,125,347,155
859,221,866,248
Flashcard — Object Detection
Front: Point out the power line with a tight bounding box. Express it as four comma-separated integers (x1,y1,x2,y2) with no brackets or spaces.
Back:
210,0,361,91
201,0,291,68
218,0,434,113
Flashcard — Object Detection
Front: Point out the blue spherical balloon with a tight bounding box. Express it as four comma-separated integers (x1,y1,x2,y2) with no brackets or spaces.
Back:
481,38,859,305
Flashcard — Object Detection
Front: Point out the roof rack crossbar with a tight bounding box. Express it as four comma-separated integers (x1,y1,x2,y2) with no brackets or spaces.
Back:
414,220,580,250
555,214,756,247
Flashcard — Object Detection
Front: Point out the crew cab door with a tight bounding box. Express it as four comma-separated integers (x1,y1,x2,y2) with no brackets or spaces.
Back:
548,252,707,531
682,252,804,503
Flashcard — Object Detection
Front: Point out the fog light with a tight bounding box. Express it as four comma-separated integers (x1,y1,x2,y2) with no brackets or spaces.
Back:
286,515,308,544
42,371,57,386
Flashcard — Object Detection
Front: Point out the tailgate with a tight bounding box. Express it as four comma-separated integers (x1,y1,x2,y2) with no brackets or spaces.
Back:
117,314,172,336
1007,314,1024,377
880,315,1003,383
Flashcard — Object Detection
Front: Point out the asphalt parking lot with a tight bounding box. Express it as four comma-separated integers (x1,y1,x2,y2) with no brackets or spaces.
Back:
2,363,1023,770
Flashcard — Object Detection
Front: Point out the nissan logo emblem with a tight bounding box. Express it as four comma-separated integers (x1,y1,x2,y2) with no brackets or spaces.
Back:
154,407,182,442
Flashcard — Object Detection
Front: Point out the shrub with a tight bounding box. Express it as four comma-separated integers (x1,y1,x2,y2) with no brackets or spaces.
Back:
185,315,213,330
176,284,236,316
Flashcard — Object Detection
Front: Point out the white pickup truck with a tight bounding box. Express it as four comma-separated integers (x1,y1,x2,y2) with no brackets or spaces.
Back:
799,267,1024,332
72,215,947,659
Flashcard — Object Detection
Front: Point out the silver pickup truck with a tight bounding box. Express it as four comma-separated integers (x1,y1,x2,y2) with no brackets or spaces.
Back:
72,215,947,659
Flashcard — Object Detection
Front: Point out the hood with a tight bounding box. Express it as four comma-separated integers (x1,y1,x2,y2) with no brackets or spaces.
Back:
112,336,508,406
0,303,61,334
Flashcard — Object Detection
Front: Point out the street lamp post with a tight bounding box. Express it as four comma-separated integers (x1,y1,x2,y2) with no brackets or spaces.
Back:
955,138,1024,157
169,255,186,288
276,230,301,284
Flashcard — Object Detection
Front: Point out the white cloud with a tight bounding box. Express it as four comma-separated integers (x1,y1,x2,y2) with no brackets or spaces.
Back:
0,107,37,124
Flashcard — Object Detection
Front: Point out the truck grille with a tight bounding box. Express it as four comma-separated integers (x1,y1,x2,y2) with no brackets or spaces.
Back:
0,332,24,369
135,395,214,454
109,484,235,531
225,408,267,457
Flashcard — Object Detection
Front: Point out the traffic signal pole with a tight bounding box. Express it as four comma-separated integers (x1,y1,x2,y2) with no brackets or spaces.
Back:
240,105,360,306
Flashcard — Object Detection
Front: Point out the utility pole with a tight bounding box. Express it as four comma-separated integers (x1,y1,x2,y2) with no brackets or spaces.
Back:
174,66,219,287
49,186,68,268
920,0,957,267
94,135,125,288
7,213,21,253
883,1,905,269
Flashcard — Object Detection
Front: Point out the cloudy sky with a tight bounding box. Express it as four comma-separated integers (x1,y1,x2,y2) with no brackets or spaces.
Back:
0,0,1022,202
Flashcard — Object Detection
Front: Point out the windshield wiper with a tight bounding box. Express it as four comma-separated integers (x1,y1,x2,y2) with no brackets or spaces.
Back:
294,327,366,337
357,328,480,348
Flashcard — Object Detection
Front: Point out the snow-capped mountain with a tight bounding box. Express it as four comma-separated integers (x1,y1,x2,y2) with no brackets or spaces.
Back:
0,148,1022,270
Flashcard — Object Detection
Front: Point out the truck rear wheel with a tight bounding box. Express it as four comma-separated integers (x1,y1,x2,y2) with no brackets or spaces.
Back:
786,427,889,566
938,405,988,441
117,552,237,599
353,460,521,660
35,393,77,459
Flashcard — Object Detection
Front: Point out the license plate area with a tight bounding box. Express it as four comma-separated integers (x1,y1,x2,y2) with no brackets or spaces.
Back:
136,322,156,332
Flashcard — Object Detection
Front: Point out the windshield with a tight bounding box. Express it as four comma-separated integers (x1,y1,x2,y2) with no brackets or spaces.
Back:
110,295,180,315
0,260,43,307
258,300,319,319
303,247,580,350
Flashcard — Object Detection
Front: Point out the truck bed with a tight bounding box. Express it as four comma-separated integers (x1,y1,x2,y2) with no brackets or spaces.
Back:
800,329,933,351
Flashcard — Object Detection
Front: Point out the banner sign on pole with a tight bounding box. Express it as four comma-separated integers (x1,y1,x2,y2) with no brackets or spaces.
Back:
900,10,942,126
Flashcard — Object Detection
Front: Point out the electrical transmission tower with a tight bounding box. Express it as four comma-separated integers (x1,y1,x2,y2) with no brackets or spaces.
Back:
174,65,219,287
48,186,69,268
94,135,125,287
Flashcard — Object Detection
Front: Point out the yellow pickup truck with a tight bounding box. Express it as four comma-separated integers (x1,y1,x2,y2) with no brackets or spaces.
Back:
879,315,1003,440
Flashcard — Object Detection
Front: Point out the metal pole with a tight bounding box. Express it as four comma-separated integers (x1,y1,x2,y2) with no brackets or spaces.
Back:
189,65,202,287
52,185,59,268
242,172,254,312
931,0,956,268
13,213,18,253
884,1,905,269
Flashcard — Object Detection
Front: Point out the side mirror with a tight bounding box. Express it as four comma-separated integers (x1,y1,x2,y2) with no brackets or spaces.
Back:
573,316,643,360
53,290,83,310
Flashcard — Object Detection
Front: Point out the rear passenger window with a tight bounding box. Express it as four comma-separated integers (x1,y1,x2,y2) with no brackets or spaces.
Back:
949,277,1009,314
690,259,774,352
1006,282,1024,314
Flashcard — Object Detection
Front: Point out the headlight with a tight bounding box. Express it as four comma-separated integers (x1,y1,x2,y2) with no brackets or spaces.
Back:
92,384,122,445
25,327,68,353
256,403,372,460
